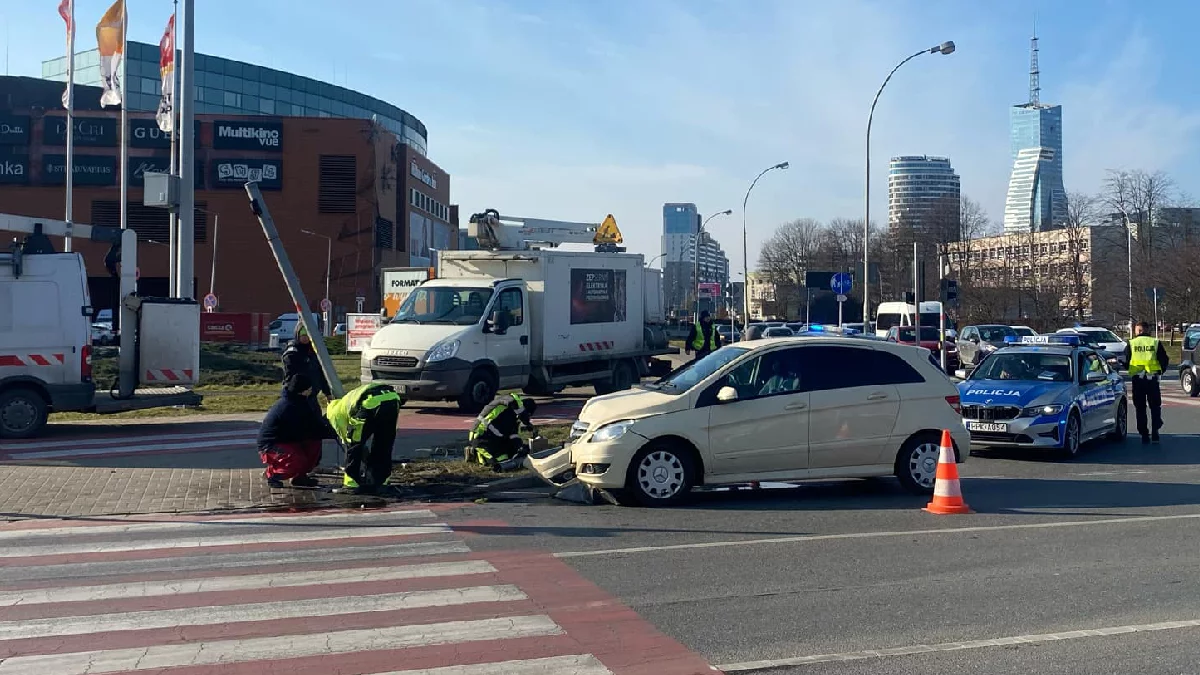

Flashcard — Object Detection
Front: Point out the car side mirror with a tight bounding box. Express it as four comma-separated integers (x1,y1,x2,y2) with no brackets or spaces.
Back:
971,337,979,343
1085,370,1106,383
954,369,968,379
716,386,739,403
487,311,508,335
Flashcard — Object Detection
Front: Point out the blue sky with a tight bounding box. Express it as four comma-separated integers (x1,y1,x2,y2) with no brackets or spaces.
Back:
4,0,1200,269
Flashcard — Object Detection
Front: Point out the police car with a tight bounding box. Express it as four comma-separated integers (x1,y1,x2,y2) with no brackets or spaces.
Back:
955,334,1128,458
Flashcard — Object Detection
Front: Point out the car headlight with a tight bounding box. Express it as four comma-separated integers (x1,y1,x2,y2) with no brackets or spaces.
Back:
425,339,461,363
589,419,637,443
1021,404,1064,418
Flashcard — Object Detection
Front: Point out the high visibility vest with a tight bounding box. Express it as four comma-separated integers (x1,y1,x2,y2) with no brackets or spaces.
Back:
325,383,402,445
692,321,714,351
1127,335,1162,376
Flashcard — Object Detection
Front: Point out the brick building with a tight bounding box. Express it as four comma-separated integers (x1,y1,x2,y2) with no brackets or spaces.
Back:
0,76,453,318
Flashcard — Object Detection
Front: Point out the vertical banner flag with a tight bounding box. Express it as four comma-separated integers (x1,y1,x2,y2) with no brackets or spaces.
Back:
156,14,176,132
57,0,74,109
96,0,125,107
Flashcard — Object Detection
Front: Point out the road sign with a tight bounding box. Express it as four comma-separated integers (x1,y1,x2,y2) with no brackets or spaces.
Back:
319,298,332,312
836,294,848,303
1145,287,1165,301
355,295,366,313
202,293,217,309
831,272,852,295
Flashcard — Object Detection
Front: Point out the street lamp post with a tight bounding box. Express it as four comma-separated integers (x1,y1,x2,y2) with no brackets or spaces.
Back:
742,162,789,338
301,229,333,337
1117,207,1134,332
695,209,733,319
863,41,955,327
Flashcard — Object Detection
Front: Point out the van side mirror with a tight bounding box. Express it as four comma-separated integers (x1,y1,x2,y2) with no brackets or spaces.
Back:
487,310,508,335
716,386,739,403
954,369,968,380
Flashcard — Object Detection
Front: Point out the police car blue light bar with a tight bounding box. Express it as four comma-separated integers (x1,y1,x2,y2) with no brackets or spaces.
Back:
806,324,827,332
1003,334,1080,345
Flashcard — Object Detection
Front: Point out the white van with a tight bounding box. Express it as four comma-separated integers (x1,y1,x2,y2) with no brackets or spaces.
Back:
0,248,95,437
268,312,323,349
874,301,945,338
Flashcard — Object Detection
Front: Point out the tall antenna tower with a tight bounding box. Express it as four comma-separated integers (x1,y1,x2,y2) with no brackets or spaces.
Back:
1029,29,1041,105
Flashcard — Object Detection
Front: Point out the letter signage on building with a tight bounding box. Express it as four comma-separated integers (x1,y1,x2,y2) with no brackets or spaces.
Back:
212,119,283,151
410,161,437,189
129,156,204,187
42,116,118,147
211,158,282,190
0,114,30,146
42,154,117,186
381,267,432,317
129,119,200,148
0,154,29,184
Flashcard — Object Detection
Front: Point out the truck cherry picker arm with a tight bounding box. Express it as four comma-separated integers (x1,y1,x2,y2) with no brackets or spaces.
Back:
467,209,625,252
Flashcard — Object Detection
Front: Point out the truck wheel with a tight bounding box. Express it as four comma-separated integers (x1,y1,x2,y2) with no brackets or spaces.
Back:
457,370,497,414
0,387,49,439
610,361,637,391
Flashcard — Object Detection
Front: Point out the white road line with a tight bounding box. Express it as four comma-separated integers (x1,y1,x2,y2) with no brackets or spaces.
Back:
0,560,496,607
374,655,613,674
3,436,260,460
0,615,563,675
0,541,472,582
715,617,1200,671
553,512,1200,558
0,429,258,452
0,524,450,558
0,508,436,541
0,584,525,640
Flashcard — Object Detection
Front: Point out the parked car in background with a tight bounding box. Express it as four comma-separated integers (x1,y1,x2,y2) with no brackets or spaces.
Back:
716,324,742,343
885,325,960,370
1011,325,1038,338
1056,327,1126,367
956,324,1018,367
333,323,347,337
1056,329,1124,370
90,323,116,346
762,326,795,338
1180,324,1200,396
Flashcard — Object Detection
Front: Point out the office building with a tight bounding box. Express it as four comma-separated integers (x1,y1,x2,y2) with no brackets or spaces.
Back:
1002,35,1067,234
661,203,731,317
887,155,961,238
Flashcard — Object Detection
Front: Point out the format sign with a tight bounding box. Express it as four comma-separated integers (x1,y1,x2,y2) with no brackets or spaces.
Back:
0,154,29,184
129,119,201,148
43,116,118,147
211,159,282,190
0,114,30,146
212,119,283,151
42,154,117,186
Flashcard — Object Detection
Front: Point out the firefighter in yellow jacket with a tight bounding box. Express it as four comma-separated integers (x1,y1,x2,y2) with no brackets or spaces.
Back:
326,383,403,494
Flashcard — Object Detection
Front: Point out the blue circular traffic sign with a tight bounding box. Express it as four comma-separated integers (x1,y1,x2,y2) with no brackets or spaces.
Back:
831,273,852,295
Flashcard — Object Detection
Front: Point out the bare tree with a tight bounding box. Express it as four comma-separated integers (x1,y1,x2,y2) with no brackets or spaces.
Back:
758,218,824,318
1060,191,1100,321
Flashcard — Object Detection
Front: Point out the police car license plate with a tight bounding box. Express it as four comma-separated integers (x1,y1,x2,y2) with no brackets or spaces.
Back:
967,421,1006,433
393,385,407,395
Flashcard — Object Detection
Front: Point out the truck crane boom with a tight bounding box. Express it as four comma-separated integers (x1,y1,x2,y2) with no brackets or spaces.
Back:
467,209,625,252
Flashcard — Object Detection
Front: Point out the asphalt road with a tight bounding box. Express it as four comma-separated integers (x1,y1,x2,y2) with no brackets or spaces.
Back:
449,389,1200,674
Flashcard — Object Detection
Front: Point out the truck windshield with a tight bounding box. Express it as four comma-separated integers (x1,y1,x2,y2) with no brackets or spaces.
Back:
391,287,494,325
652,346,749,393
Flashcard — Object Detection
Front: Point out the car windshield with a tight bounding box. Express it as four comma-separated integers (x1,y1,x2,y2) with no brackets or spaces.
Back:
764,328,793,337
654,346,749,392
972,352,1073,382
979,326,1017,342
897,326,942,341
1012,327,1035,337
391,287,494,325
1086,329,1121,342
1063,332,1105,349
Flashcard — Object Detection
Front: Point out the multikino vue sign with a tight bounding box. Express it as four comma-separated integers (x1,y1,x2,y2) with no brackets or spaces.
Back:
212,120,283,151
42,116,118,147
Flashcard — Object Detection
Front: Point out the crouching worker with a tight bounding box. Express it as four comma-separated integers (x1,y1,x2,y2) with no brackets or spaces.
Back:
257,373,334,488
326,383,403,495
468,393,538,472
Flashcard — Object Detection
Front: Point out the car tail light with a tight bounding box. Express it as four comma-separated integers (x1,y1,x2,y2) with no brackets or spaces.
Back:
81,344,92,382
945,395,961,414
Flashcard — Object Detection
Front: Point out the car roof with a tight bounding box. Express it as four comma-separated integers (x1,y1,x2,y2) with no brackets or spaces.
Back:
995,344,1087,356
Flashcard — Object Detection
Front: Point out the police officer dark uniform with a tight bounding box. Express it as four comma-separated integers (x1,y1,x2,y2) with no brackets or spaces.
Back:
1124,321,1169,444
468,393,538,471
325,383,404,494
282,325,331,413
685,310,722,362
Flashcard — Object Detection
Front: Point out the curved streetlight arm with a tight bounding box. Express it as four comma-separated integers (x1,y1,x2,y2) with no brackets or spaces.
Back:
863,42,954,327
741,163,788,333
693,209,733,318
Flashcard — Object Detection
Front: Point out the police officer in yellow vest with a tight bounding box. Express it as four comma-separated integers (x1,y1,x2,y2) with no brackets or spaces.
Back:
468,393,538,471
1124,321,1169,444
685,310,722,362
326,383,403,494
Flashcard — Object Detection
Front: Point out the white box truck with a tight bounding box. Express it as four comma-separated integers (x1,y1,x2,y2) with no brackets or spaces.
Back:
361,248,675,412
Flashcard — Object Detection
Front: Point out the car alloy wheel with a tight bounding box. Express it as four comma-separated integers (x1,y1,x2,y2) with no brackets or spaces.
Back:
636,449,686,500
1183,370,1197,396
1064,413,1081,457
907,441,941,489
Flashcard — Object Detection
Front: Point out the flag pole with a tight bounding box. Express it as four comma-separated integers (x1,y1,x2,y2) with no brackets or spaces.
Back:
167,0,179,297
64,0,76,251
118,0,128,233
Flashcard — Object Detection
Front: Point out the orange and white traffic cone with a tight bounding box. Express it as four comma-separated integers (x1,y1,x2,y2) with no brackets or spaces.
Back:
924,429,972,515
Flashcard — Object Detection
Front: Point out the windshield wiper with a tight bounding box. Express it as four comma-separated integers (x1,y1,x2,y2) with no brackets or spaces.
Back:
391,317,422,324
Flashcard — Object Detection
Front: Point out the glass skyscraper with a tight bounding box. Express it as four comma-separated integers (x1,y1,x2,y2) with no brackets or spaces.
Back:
1002,103,1066,234
887,155,961,236
41,41,428,155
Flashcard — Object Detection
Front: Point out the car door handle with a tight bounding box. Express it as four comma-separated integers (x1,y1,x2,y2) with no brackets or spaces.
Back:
520,336,529,345
785,402,808,411
867,392,889,400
